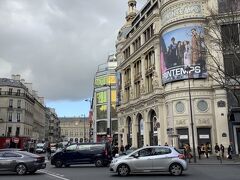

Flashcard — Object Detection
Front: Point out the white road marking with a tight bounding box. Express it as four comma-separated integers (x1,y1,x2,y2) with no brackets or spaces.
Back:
39,170,70,180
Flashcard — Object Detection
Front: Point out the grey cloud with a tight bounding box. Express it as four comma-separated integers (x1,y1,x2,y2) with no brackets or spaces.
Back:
0,0,147,101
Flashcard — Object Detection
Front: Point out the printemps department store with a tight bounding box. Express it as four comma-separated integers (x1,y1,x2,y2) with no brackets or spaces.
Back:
115,0,240,155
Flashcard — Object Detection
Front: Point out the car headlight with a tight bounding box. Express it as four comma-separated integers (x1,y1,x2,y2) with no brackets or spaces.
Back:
111,159,118,164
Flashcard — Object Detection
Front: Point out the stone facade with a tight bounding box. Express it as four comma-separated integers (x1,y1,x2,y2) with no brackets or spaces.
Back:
116,0,230,152
0,75,46,144
59,117,89,143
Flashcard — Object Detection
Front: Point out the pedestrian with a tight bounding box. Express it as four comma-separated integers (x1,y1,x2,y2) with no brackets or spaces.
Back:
184,143,192,163
220,144,225,158
214,143,220,159
227,145,232,159
197,144,202,159
164,142,168,146
46,142,51,160
204,143,209,158
120,145,124,154
125,144,130,151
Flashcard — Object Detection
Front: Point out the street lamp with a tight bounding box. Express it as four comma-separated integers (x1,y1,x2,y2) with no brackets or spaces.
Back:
185,66,197,163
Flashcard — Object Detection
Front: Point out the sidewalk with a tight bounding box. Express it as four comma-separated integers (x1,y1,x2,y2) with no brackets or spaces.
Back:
188,155,240,165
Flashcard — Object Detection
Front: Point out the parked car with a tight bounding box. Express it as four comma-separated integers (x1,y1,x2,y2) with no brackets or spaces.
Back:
51,142,112,168
35,143,46,154
110,146,188,176
0,150,46,175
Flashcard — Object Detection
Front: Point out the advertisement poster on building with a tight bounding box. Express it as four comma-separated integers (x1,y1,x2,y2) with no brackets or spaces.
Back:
160,25,207,84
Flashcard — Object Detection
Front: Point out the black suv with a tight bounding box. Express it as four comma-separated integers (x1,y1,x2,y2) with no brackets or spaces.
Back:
51,142,112,168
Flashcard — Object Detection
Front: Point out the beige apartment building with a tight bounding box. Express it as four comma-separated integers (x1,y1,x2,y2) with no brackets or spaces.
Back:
116,0,235,153
0,75,46,148
59,117,89,143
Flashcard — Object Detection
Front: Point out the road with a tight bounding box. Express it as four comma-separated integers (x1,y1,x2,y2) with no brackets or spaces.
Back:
0,162,240,180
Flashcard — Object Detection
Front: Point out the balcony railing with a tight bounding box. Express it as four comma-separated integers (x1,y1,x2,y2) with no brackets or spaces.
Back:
0,91,35,103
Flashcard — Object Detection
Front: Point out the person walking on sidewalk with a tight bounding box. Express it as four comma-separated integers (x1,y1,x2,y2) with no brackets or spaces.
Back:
46,142,51,160
227,144,233,159
197,144,202,159
214,143,220,160
204,143,209,158
220,144,225,158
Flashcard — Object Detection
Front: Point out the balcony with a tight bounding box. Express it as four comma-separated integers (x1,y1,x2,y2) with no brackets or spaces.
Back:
0,91,35,103
145,65,155,75
124,80,131,88
134,72,142,82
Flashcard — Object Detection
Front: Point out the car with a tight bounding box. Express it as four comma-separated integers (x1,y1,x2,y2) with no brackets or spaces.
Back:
35,143,46,154
0,150,46,175
109,146,188,176
50,143,57,153
51,142,112,168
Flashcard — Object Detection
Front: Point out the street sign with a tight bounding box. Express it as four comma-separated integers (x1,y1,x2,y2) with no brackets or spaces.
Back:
13,138,19,144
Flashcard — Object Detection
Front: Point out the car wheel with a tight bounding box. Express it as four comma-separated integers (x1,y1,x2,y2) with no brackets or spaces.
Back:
117,164,130,176
15,163,27,175
55,160,63,168
169,163,183,176
95,159,103,167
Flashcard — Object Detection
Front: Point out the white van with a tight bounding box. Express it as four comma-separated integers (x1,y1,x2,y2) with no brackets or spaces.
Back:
36,143,46,153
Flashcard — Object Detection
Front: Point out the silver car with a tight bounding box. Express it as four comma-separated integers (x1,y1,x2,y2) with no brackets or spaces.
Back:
110,146,188,176
0,150,46,175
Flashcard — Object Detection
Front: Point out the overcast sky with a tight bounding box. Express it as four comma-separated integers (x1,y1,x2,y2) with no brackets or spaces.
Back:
0,0,147,116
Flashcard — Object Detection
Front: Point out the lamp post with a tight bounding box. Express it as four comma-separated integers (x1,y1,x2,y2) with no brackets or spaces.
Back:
185,66,197,163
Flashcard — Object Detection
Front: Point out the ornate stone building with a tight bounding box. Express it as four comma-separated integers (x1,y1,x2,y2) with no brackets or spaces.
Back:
59,117,89,143
116,0,231,153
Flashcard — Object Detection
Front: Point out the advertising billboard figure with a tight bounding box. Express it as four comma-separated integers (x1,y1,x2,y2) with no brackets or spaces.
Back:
160,26,207,84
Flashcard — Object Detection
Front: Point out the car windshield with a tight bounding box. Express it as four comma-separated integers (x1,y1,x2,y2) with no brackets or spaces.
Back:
37,144,44,148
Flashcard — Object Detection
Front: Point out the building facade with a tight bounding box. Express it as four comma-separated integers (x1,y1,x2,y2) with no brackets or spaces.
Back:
0,75,46,148
59,117,89,143
116,0,231,154
45,108,61,143
92,55,118,143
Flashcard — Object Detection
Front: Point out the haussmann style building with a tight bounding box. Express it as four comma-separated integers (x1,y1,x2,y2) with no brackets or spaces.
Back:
115,0,240,155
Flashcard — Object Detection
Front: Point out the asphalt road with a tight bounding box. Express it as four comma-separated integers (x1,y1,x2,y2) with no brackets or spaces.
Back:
0,162,240,180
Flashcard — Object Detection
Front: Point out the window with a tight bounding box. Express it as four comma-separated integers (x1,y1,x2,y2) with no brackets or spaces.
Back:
133,36,141,51
146,73,153,93
8,112,12,122
3,152,21,158
17,100,21,108
7,127,12,136
123,46,131,60
153,147,171,155
145,50,155,70
137,148,152,157
9,99,13,108
221,24,239,50
66,144,77,151
8,88,12,95
144,24,154,42
16,127,20,137
16,89,21,96
17,113,21,122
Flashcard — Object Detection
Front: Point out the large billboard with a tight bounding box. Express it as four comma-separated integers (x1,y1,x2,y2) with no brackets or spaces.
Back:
160,25,207,84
